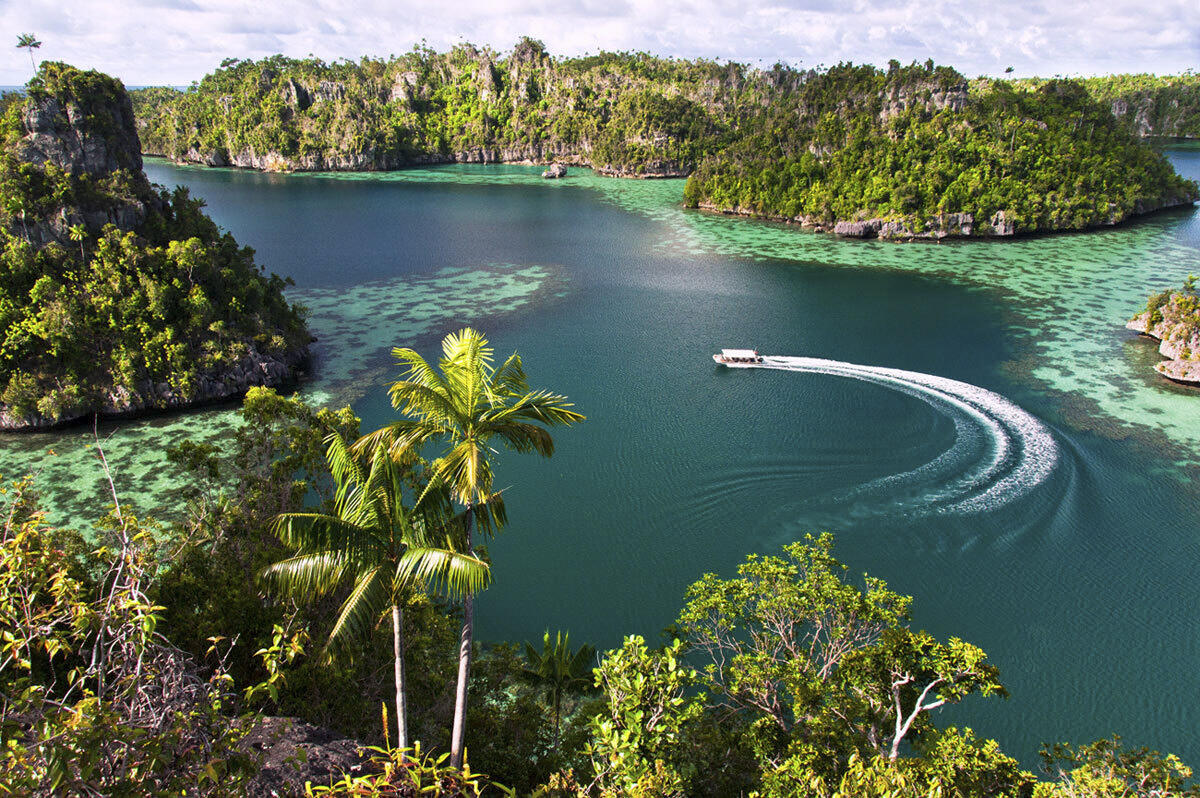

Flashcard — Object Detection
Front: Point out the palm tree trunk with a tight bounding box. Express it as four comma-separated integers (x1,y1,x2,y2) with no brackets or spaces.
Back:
449,507,475,769
449,593,473,768
392,603,408,756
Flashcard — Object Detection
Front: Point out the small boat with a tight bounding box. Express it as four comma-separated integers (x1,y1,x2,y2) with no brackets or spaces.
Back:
713,348,764,366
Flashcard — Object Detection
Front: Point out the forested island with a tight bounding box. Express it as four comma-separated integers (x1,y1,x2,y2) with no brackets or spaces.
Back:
130,41,1198,240
1025,73,1200,139
0,63,309,430
1128,276,1200,384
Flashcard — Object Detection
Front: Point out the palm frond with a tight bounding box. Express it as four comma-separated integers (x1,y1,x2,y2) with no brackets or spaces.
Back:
392,346,453,395
488,421,557,456
354,421,441,464
259,552,353,600
398,546,491,600
433,438,492,504
325,566,391,662
325,432,366,501
491,351,530,397
388,380,461,424
270,513,386,562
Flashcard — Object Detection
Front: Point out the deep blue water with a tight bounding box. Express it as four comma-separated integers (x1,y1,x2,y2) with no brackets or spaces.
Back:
129,155,1200,768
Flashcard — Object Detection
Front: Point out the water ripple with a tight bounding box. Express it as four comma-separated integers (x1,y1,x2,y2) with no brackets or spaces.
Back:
733,356,1061,516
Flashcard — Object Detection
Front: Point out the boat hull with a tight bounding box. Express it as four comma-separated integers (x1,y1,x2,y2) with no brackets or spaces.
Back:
713,354,763,367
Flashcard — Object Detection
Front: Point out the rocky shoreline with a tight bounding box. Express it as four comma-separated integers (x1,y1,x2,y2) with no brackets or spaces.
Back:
1127,298,1200,386
0,344,310,432
151,143,695,180
697,195,1198,241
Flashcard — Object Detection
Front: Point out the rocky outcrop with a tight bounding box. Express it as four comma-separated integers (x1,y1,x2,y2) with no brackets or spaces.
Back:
241,717,364,797
879,80,968,121
16,88,142,176
593,160,691,178
1127,294,1200,386
542,163,567,178
176,140,594,173
1,63,311,432
0,344,309,431
281,78,311,111
10,68,161,247
988,210,1017,236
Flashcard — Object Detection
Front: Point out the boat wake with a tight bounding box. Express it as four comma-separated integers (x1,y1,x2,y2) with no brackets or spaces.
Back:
747,356,1059,515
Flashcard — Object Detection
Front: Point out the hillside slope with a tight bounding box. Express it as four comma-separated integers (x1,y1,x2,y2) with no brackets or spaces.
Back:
0,63,310,430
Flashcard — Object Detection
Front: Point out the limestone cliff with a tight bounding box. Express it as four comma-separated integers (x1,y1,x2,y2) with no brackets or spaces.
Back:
1127,287,1200,386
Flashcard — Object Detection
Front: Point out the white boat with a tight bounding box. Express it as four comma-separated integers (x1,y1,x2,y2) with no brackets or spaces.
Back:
713,348,764,366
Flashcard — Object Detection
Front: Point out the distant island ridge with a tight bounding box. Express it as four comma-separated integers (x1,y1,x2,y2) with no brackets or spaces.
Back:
130,40,1199,240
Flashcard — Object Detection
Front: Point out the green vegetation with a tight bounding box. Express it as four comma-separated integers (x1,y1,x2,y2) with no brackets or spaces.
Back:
132,40,747,175
264,434,492,752
1129,275,1200,384
1022,72,1200,139
131,46,1197,238
1,344,1197,794
358,327,585,767
684,63,1199,237
0,63,308,426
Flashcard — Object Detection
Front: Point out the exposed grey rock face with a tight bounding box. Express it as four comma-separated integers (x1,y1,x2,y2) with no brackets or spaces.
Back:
16,91,142,176
832,212,975,240
989,210,1017,236
0,344,309,431
198,139,591,173
389,70,421,104
240,717,364,797
542,163,567,178
833,219,881,238
1127,298,1200,385
879,80,969,121
593,160,690,178
312,81,346,104
281,78,312,111
10,85,158,246
183,146,230,167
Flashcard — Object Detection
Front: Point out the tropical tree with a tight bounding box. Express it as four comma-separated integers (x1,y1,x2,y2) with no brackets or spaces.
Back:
522,629,597,750
16,34,41,72
68,223,86,263
357,327,585,767
261,433,493,752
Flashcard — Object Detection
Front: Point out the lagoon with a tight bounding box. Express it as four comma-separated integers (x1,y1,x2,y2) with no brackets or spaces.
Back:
5,150,1198,767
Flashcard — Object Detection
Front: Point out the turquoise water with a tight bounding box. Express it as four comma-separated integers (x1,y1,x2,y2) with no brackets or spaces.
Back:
6,154,1199,767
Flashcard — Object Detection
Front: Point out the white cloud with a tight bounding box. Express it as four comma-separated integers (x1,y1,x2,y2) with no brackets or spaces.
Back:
1,0,1196,86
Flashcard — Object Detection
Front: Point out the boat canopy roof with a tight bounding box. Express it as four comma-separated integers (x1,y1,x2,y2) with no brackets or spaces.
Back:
722,349,759,358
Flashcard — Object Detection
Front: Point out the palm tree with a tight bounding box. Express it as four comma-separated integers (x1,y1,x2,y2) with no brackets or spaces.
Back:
522,630,596,750
357,327,584,767
68,224,86,263
16,34,41,73
261,433,493,752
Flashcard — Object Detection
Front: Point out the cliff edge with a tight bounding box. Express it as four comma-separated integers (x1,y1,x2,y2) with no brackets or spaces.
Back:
1127,281,1200,386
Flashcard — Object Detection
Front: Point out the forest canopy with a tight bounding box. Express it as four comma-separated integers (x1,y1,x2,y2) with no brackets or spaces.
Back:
0,63,309,427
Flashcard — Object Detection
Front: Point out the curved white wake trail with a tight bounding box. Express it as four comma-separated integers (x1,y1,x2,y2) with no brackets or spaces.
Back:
754,356,1058,514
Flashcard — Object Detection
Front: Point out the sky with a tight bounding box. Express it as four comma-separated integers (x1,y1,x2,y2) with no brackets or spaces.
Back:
1,0,1197,86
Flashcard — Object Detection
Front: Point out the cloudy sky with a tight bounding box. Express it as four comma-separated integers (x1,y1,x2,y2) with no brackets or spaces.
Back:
2,0,1197,86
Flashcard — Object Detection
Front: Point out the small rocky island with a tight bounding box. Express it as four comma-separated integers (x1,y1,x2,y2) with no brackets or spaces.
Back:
1127,278,1200,385
0,64,310,430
